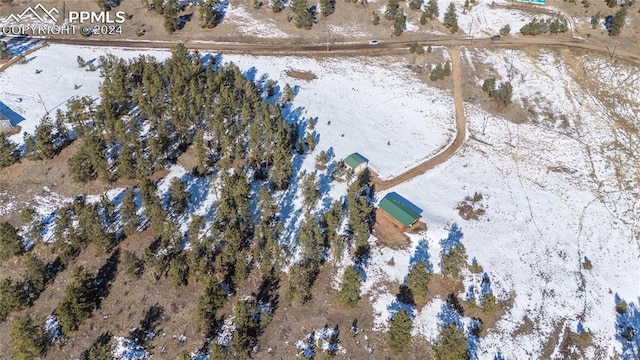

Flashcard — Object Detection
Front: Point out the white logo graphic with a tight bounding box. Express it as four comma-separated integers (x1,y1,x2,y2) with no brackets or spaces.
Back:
5,4,59,23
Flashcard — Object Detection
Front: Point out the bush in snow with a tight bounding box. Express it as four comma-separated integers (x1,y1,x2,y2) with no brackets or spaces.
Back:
112,336,149,360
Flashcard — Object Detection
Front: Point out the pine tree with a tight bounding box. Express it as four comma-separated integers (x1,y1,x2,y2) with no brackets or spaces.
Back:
271,0,284,12
409,0,422,10
281,83,294,103
55,266,98,334
305,132,316,153
430,63,444,81
320,0,336,16
385,0,399,20
10,315,48,360
77,55,86,67
373,11,381,25
25,119,56,160
434,324,469,360
200,0,219,28
443,2,459,33
117,144,136,179
121,250,144,279
420,10,428,24
0,133,19,167
482,77,496,94
609,7,627,35
196,278,226,333
293,0,314,29
0,278,24,320
406,261,431,304
336,265,361,308
163,0,180,33
194,129,207,175
499,24,511,35
285,264,315,306
590,12,601,29
425,0,439,19
387,309,412,355
23,253,49,299
120,188,139,236
441,245,467,281
168,177,190,215
443,60,451,77
393,11,406,36
0,221,24,260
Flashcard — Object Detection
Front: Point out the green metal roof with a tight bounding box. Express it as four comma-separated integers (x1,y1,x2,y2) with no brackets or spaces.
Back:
344,153,368,169
378,192,422,227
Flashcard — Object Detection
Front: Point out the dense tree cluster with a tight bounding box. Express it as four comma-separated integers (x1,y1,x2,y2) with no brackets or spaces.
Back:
64,45,295,189
520,17,568,35
481,77,513,107
608,8,627,35
430,60,452,81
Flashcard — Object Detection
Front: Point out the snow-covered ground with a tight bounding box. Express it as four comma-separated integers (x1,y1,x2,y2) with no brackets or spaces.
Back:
358,48,640,359
2,42,639,359
223,4,291,38
0,44,455,179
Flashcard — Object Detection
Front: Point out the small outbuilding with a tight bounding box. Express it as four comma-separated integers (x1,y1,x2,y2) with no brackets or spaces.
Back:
377,192,423,229
343,152,368,174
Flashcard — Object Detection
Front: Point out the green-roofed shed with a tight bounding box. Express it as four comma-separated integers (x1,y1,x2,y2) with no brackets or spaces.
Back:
343,152,368,173
378,192,422,228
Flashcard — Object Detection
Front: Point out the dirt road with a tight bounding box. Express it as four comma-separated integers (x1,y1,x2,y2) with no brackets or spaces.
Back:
377,46,466,190
27,34,640,65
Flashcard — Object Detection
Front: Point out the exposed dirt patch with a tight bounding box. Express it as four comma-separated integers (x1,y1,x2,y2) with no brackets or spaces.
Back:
512,315,536,338
462,293,514,338
373,214,410,249
456,204,486,221
285,69,318,81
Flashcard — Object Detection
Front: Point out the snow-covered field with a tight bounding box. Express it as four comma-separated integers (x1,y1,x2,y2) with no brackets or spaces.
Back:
0,44,454,179
2,41,639,359
358,48,640,359
223,4,291,38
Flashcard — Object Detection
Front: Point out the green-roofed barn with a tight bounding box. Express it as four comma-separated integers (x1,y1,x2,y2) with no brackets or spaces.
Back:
377,192,423,229
343,152,368,174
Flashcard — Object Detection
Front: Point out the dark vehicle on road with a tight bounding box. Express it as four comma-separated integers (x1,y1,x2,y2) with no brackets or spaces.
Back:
491,35,501,40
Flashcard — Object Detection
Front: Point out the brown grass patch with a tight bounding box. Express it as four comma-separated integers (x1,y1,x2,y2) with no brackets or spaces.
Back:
462,293,514,337
285,69,318,81
373,215,410,248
